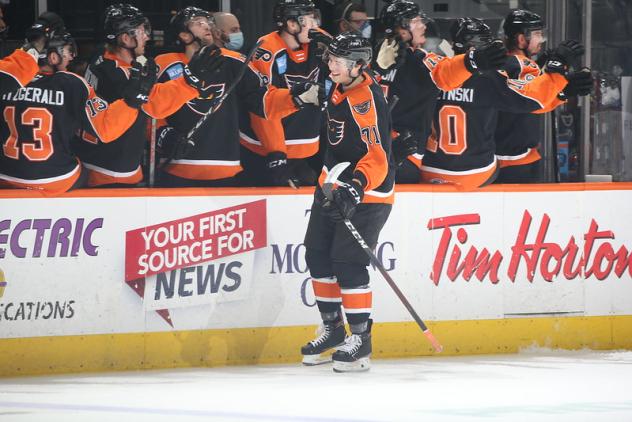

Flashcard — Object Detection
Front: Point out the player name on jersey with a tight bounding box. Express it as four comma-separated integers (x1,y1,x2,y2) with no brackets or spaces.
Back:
2,87,65,106
440,87,474,103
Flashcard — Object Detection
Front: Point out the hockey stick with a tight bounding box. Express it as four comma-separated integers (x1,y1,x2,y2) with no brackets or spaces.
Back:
322,162,443,353
159,41,263,170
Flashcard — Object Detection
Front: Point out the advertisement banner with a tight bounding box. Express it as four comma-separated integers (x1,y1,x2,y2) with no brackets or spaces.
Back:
0,187,631,340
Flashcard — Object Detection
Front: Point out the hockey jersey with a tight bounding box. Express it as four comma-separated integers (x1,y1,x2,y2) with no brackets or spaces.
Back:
495,54,550,168
155,48,297,180
0,71,139,194
421,70,567,190
373,47,472,168
0,49,39,95
319,72,394,204
240,31,322,159
75,51,199,186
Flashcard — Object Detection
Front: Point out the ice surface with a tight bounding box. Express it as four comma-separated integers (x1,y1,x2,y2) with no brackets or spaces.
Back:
0,349,631,421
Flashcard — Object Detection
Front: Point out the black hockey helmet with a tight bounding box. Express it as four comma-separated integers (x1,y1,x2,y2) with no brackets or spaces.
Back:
450,17,492,54
380,0,427,35
167,6,212,46
327,31,372,66
25,11,66,43
104,3,150,44
25,12,74,64
273,0,316,28
502,9,543,44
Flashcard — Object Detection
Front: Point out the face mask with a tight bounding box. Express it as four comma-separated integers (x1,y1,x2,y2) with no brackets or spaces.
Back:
225,32,244,51
360,22,372,39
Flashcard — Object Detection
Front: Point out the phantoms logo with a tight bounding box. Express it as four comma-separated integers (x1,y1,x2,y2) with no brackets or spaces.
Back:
124,200,267,326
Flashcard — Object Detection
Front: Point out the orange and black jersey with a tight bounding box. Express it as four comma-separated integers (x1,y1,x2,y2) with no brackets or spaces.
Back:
319,73,394,204
423,70,568,178
0,71,139,194
373,47,472,167
495,54,548,167
0,49,39,96
240,31,322,159
74,52,198,186
155,48,296,181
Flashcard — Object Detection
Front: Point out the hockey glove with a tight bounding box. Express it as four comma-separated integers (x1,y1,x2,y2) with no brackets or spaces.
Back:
267,151,299,187
123,57,158,109
465,40,507,73
291,82,323,108
309,29,333,60
545,40,585,74
323,180,364,222
376,38,406,70
392,131,419,166
560,68,593,98
183,45,226,97
156,126,195,160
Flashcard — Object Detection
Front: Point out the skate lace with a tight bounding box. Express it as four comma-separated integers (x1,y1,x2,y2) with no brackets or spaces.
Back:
336,334,362,354
309,323,332,347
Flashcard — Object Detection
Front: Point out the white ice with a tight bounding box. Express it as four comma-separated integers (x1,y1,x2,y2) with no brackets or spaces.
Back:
1,349,631,422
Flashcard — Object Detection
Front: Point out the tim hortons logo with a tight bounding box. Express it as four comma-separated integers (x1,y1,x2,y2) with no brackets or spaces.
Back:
427,211,632,285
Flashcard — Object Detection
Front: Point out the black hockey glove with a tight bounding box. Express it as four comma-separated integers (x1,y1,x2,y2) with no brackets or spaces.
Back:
291,82,323,108
464,40,507,73
266,151,299,187
123,57,158,109
323,180,364,222
309,29,333,60
544,40,585,74
392,131,419,166
183,45,226,97
560,69,593,98
156,126,195,160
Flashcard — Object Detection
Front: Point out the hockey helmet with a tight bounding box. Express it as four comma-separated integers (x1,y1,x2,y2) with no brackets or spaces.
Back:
327,31,372,67
167,6,212,46
502,9,543,40
380,0,428,35
273,0,316,28
104,3,150,43
450,17,492,54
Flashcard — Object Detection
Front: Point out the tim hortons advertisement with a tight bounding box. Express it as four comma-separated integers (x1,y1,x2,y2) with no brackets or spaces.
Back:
0,188,631,339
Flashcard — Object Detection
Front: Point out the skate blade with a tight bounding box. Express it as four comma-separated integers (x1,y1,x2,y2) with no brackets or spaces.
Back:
302,353,333,366
332,357,371,373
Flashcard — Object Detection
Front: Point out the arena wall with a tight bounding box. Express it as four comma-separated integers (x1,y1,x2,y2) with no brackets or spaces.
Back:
1,183,631,376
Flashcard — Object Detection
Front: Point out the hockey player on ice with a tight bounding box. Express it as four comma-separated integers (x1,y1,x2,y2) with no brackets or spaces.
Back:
301,32,393,373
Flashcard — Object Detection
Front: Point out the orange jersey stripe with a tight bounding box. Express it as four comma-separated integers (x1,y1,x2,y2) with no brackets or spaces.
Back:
0,49,39,87
312,278,342,301
86,166,143,187
424,53,472,92
421,160,498,192
163,162,243,181
0,163,82,196
347,83,388,191
497,148,541,168
341,288,372,312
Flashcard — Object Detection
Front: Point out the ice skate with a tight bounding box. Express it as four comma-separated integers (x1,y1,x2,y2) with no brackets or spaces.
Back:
301,318,346,365
332,321,372,373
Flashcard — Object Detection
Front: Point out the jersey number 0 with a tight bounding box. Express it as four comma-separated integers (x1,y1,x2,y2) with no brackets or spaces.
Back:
427,105,467,155
3,106,54,161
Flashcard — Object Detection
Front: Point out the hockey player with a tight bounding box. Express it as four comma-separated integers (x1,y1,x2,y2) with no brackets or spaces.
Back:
373,0,506,183
0,21,153,195
239,0,325,187
494,10,585,183
75,3,212,187
420,18,592,191
301,32,393,373
154,6,319,187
